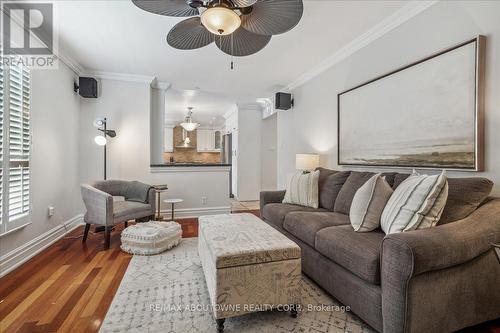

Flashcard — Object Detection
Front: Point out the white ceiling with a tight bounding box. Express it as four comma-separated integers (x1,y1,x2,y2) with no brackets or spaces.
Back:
54,0,407,101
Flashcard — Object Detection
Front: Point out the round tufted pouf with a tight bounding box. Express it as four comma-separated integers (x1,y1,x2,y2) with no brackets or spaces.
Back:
120,221,182,255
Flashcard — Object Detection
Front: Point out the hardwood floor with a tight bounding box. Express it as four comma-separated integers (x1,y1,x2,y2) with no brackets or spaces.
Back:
0,210,498,333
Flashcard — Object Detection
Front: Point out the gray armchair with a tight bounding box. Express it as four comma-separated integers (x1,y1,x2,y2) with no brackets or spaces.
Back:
81,180,156,249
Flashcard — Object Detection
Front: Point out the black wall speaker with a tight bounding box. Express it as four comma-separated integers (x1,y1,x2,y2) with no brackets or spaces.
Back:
275,92,293,110
76,77,98,98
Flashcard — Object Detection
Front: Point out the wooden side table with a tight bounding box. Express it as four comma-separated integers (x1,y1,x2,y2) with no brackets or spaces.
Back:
153,184,168,221
164,198,184,221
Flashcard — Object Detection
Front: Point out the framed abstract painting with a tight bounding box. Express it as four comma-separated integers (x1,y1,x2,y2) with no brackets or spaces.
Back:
338,36,485,171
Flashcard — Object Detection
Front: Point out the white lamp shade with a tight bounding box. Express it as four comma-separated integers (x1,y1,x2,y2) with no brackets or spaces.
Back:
93,118,105,128
296,154,320,171
94,135,107,146
201,7,241,36
180,122,200,132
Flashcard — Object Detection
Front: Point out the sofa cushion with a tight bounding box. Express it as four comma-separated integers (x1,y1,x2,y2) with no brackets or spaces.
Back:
283,212,350,247
114,201,152,221
439,177,493,224
393,173,410,189
390,174,494,224
383,173,398,187
316,167,337,209
318,171,351,210
316,167,338,184
262,203,327,228
315,225,385,284
334,172,376,214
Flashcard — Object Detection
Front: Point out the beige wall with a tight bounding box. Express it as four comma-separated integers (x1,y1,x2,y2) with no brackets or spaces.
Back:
0,61,82,274
79,79,230,217
278,1,500,195
261,114,278,191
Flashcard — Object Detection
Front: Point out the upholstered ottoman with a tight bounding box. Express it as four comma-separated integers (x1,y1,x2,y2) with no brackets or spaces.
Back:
198,213,301,332
121,221,182,255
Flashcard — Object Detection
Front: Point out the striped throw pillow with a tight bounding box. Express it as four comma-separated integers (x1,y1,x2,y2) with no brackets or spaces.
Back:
381,170,448,234
283,170,320,208
350,174,394,232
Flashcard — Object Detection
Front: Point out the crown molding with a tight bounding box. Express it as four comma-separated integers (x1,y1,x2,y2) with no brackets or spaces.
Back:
151,80,171,90
57,50,85,75
83,71,156,84
285,0,438,91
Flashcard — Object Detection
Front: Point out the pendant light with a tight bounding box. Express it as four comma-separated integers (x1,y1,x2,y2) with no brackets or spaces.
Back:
180,107,200,132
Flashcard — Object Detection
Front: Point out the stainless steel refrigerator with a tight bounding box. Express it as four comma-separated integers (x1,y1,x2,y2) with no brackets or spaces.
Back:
221,133,233,198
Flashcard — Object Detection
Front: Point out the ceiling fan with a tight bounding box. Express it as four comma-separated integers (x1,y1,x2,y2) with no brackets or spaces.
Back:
132,0,304,59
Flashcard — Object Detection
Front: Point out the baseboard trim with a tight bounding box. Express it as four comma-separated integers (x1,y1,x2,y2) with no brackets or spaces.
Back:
0,214,84,278
159,206,231,219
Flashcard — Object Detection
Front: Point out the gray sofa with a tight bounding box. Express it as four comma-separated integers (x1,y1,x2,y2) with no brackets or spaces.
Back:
81,180,155,249
260,168,500,333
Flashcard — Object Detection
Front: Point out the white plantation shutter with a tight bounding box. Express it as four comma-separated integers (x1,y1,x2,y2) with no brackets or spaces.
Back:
8,65,30,219
0,60,31,234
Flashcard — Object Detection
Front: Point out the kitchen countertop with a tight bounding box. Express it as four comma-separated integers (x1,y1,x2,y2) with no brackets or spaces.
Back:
151,163,232,167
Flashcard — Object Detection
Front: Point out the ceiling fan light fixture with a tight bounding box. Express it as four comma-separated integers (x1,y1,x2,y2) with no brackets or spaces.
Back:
201,7,241,36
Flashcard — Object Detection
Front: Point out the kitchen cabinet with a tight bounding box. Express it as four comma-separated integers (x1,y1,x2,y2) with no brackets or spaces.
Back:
197,129,221,152
214,130,222,149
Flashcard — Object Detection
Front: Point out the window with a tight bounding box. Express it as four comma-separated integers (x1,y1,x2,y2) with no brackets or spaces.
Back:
0,60,31,234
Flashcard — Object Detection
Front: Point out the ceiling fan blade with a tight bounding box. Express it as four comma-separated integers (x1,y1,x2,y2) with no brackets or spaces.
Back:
231,0,257,7
215,27,271,56
241,0,303,35
132,0,199,17
167,17,214,50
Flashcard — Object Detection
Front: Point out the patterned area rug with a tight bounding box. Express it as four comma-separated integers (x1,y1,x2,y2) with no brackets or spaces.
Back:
100,238,375,333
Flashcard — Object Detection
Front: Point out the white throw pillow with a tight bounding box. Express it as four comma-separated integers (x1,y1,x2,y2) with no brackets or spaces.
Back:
381,170,449,234
350,174,394,232
282,170,320,208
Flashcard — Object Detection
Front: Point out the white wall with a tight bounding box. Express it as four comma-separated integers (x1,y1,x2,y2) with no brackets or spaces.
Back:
235,105,262,201
0,62,82,273
261,113,278,191
150,87,166,165
79,79,230,216
278,1,500,195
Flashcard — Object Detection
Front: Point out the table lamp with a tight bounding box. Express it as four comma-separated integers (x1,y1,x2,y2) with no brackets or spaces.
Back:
296,154,320,173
